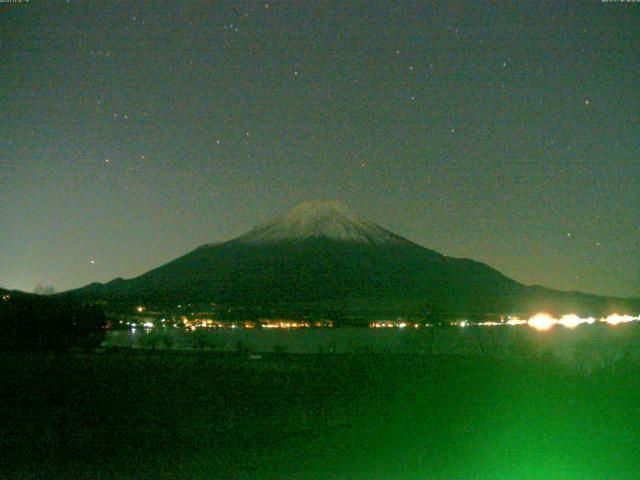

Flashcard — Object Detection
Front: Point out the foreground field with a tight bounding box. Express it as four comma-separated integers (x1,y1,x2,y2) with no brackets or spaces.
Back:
1,349,639,479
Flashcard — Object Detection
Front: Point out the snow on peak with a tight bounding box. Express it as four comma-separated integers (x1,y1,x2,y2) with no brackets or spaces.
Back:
235,200,406,245
280,200,358,226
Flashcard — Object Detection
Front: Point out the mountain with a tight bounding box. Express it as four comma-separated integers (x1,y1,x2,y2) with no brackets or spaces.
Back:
70,201,639,319
234,201,407,245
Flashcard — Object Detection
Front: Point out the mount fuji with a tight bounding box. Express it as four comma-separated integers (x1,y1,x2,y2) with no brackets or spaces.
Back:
234,201,407,245
72,201,638,319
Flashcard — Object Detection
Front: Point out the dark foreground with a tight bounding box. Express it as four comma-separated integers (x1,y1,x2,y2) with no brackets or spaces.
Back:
1,350,639,479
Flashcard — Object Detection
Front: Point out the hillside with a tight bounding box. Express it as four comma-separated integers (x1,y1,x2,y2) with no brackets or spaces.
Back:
70,202,639,318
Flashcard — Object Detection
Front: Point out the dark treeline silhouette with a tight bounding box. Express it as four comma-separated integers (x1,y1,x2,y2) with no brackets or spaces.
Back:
0,289,106,350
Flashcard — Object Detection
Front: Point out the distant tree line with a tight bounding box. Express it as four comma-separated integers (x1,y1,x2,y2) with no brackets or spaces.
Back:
0,291,106,350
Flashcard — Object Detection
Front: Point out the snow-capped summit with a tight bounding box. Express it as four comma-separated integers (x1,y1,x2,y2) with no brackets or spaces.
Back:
234,200,406,245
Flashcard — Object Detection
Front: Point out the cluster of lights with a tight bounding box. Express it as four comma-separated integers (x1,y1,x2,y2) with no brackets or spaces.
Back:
527,313,557,332
370,321,423,328
124,309,639,332
524,313,638,331
368,313,640,331
506,317,527,326
370,321,397,328
183,318,230,330
181,318,333,330
604,313,638,326
261,320,333,328
557,314,595,329
127,316,335,331
262,321,311,329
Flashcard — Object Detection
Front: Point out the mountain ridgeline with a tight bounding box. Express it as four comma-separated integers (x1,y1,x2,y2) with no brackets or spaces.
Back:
72,201,639,319
0,288,106,349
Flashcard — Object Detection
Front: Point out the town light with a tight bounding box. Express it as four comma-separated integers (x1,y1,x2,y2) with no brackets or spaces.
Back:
604,313,635,325
528,313,556,331
557,314,581,329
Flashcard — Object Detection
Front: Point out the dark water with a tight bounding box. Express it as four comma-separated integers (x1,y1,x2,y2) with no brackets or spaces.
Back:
107,323,640,371
1,349,640,479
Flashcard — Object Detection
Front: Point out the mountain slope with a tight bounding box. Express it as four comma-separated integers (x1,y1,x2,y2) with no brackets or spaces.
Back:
71,201,639,318
234,201,408,245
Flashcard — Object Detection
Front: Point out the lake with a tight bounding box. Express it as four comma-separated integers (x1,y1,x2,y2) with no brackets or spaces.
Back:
105,322,640,371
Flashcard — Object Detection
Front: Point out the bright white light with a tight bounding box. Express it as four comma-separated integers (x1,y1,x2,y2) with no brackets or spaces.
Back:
398,322,407,328
459,320,468,328
604,313,637,326
506,318,526,326
143,322,154,328
557,314,583,329
528,313,557,331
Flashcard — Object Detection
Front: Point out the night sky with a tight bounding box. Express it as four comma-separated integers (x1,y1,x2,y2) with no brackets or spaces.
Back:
1,1,638,298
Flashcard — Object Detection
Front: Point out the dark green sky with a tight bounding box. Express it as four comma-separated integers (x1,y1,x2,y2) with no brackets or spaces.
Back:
1,0,638,297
